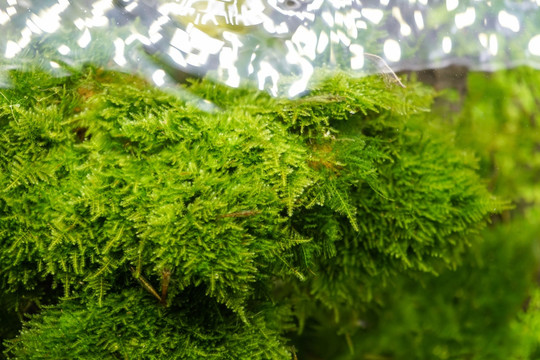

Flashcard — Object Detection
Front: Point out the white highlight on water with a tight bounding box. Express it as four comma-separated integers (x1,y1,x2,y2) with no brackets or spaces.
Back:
57,45,70,55
77,28,91,48
392,7,412,37
529,35,540,56
384,39,401,62
442,36,452,54
0,10,9,25
414,10,424,30
455,7,476,29
113,38,127,66
152,69,166,86
169,47,187,67
446,0,458,12
361,8,384,24
5,40,21,58
349,44,364,70
258,60,279,97
292,25,317,60
498,10,520,33
317,31,329,54
489,34,498,56
125,2,138,12
479,33,488,48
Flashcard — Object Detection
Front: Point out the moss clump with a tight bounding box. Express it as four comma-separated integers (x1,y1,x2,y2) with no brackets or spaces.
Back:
453,67,540,220
300,218,540,360
0,67,502,358
312,67,540,360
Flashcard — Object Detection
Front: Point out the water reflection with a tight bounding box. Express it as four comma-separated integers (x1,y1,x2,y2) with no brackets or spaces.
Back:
1,0,540,96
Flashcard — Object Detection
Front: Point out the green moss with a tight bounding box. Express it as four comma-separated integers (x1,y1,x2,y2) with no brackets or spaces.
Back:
0,66,513,358
298,219,540,360
452,67,540,219
5,287,292,360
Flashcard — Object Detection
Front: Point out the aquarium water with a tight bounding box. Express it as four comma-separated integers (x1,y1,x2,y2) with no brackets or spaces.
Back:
1,0,540,96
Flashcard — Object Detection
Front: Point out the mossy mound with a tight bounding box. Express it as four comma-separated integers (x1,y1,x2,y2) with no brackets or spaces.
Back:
0,67,504,358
